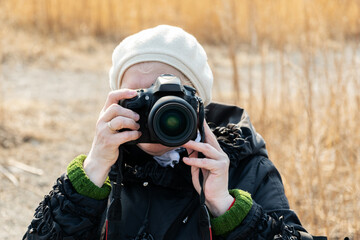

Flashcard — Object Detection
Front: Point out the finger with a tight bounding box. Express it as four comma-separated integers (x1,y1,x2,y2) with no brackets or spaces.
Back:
112,130,142,145
183,157,225,172
183,141,222,160
108,116,140,132
101,103,140,122
102,89,138,111
203,122,222,152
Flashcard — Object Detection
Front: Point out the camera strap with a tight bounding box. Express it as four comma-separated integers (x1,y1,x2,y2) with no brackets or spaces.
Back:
105,146,124,240
197,98,213,240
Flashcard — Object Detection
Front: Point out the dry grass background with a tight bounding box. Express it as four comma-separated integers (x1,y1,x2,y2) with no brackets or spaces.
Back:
0,0,359,239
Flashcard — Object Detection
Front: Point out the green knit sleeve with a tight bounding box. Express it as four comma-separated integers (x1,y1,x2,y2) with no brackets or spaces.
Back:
67,154,111,200
210,189,253,236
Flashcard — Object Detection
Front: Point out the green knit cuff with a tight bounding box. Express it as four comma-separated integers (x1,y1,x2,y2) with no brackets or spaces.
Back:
210,189,253,236
67,154,111,200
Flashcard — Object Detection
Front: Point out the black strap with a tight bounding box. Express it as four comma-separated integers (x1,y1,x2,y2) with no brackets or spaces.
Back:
105,146,124,240
197,98,212,240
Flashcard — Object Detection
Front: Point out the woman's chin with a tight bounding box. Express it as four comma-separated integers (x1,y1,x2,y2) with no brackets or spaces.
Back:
137,143,175,156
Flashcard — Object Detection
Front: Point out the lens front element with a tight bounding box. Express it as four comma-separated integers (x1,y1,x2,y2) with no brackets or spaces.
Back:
159,110,186,137
149,96,197,147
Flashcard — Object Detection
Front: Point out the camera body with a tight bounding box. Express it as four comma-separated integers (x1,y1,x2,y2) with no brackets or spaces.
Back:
119,74,199,147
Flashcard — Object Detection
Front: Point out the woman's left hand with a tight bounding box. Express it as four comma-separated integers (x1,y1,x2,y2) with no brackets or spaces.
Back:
182,122,234,217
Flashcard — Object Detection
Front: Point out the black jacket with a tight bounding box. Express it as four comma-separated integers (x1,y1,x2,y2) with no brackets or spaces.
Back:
23,102,314,240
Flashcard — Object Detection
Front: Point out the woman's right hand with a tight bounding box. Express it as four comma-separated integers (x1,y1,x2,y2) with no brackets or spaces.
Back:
84,89,142,187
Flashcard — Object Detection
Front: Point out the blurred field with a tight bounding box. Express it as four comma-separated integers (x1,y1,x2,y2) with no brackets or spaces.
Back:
0,0,359,239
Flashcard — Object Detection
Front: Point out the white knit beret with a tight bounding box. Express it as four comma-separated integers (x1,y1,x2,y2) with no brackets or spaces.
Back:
109,25,213,106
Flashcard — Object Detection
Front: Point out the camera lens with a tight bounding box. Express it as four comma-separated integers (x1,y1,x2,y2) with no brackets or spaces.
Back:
149,96,197,147
159,109,186,137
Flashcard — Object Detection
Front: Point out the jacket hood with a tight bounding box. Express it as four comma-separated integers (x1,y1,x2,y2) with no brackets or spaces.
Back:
205,102,268,167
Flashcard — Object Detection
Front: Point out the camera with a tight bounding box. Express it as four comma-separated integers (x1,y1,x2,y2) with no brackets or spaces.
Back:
119,74,199,147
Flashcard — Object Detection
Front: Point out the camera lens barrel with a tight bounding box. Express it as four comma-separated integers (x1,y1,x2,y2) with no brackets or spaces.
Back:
148,96,197,147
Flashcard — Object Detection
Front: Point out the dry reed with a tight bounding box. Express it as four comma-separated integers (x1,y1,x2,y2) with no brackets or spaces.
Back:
3,0,360,45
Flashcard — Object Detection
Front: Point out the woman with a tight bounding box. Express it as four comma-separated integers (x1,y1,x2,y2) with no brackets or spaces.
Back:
23,25,315,240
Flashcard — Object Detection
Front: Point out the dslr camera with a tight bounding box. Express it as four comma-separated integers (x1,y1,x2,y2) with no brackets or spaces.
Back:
119,74,199,147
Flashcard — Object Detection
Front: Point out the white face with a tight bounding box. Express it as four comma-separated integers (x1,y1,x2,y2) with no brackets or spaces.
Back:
120,62,188,156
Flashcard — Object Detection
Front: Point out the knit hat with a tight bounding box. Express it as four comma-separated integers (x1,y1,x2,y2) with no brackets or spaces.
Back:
109,25,213,106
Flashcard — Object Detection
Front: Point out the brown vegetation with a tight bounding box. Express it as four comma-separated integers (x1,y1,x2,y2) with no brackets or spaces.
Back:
1,0,359,239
